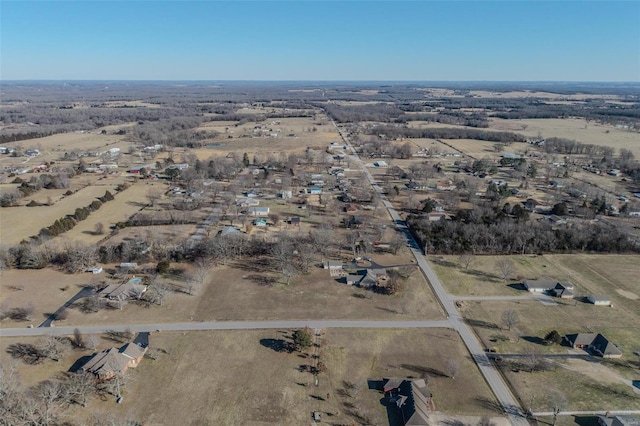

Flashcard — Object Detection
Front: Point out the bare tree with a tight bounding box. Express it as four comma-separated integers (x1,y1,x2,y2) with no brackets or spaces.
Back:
495,258,515,282
446,358,459,379
522,347,539,373
64,371,95,407
73,328,84,348
146,188,163,206
547,389,568,426
271,237,296,284
84,335,100,351
389,232,407,255
458,253,475,270
94,222,105,235
38,335,69,362
146,282,171,306
501,309,520,331
36,380,67,425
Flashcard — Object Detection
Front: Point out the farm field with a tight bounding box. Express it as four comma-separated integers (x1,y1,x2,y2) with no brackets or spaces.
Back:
0,131,131,158
0,183,119,246
59,181,165,244
439,139,530,159
75,328,499,425
490,117,640,157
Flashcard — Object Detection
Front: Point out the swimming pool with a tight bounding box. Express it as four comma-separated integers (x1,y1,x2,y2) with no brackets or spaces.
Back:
128,277,143,285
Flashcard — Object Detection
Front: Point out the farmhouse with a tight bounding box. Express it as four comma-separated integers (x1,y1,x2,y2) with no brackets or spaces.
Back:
383,378,431,426
248,206,270,216
79,342,147,380
587,294,612,306
523,280,574,298
564,333,622,358
345,268,388,288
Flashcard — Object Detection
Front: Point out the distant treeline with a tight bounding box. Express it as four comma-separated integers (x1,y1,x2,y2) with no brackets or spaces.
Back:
364,124,527,143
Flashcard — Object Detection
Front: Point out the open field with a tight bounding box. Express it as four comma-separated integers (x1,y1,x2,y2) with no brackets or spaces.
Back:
490,118,640,157
59,181,165,244
0,131,131,155
0,182,119,246
62,328,499,425
0,268,91,328
439,139,531,159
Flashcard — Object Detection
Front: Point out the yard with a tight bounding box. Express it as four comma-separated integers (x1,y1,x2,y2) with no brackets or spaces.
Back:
72,328,499,425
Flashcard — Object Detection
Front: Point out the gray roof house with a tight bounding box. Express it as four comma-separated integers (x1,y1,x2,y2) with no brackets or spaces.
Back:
564,333,622,358
383,378,431,426
587,294,611,306
598,415,640,426
523,280,574,298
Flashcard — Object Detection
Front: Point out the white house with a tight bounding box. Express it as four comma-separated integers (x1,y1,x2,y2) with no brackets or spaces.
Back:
248,207,270,216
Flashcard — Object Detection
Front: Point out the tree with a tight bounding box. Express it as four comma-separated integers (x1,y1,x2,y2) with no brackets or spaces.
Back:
547,389,568,426
551,202,568,216
389,232,407,255
292,328,313,351
544,330,562,345
458,253,475,269
146,188,163,206
65,371,95,407
94,222,105,235
156,259,171,274
446,358,459,379
501,309,519,331
495,259,515,282
84,334,100,351
38,335,69,362
477,417,496,426
73,328,84,348
522,347,539,373
146,282,171,306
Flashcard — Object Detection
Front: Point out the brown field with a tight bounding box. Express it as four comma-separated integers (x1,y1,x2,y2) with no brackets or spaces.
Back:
0,131,131,155
490,118,640,157
59,181,166,244
58,328,498,425
0,268,90,328
439,139,531,160
0,183,119,246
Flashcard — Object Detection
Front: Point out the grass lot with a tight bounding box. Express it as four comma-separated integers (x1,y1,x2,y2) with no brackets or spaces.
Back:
490,117,640,157
0,183,119,246
0,268,91,328
60,181,166,244
68,328,499,425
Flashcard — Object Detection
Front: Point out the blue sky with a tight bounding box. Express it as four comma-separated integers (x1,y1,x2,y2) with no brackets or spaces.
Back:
1,1,639,81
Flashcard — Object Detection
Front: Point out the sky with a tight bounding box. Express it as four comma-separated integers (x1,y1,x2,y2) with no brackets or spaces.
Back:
1,1,639,81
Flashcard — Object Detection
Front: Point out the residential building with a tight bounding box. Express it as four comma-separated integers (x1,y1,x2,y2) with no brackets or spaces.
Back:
587,295,611,306
383,378,431,426
564,333,622,358
80,341,147,380
248,207,270,216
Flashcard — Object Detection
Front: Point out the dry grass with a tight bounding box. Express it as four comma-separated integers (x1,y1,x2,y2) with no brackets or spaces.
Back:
490,117,640,157
0,268,91,328
0,183,119,246
60,181,166,244
71,328,499,425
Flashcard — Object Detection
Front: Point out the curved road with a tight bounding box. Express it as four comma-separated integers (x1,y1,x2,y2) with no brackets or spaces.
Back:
333,120,529,425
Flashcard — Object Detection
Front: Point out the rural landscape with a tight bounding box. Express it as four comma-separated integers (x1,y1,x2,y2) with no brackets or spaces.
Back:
0,80,639,426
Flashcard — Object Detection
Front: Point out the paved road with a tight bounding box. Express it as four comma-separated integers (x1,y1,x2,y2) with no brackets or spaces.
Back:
0,319,453,337
532,410,640,416
449,295,553,302
333,121,529,425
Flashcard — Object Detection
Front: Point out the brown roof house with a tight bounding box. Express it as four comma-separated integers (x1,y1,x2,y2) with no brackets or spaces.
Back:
79,341,147,380
383,378,432,426
564,333,622,358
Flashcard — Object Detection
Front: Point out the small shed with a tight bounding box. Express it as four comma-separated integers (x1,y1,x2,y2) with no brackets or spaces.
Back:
587,295,611,306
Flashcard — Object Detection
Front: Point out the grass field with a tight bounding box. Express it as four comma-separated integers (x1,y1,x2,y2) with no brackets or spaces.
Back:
70,328,499,425
490,117,640,157
59,181,165,244
0,182,119,246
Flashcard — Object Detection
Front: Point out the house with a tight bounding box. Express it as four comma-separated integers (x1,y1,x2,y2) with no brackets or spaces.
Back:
427,212,446,222
435,180,457,191
587,294,611,306
406,181,429,191
248,207,270,216
383,378,431,426
373,161,388,168
324,260,344,277
280,190,293,199
523,279,574,298
99,164,118,170
79,341,147,380
564,333,622,358
290,216,301,227
219,226,242,237
168,163,189,170
119,262,137,269
346,268,388,288
598,415,640,426
344,204,358,213
309,187,322,195
253,218,267,227
236,198,260,207
98,279,147,300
